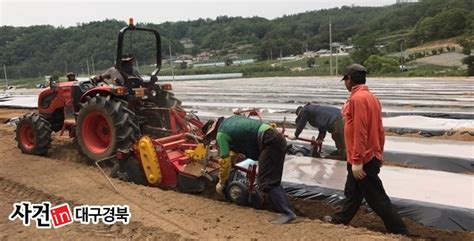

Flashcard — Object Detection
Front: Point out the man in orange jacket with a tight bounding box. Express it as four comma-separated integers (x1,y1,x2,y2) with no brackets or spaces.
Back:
323,64,408,235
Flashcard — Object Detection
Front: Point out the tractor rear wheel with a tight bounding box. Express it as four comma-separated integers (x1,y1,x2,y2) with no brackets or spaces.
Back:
15,113,52,155
76,95,139,161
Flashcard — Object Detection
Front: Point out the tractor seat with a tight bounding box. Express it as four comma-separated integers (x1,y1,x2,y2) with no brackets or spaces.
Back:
127,76,143,88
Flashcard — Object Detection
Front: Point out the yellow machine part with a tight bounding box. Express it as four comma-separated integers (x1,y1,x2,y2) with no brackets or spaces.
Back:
184,144,239,163
229,151,238,163
138,136,161,185
132,87,146,97
185,143,207,162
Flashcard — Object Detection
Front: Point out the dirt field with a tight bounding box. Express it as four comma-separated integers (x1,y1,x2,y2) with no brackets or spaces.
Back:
406,38,460,53
0,108,473,240
411,52,466,67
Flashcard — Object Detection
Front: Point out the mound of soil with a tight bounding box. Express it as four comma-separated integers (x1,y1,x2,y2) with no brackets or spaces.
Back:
291,199,474,241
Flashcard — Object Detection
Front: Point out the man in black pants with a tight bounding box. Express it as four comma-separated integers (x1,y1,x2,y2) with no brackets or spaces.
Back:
323,64,408,235
203,115,296,224
288,103,345,160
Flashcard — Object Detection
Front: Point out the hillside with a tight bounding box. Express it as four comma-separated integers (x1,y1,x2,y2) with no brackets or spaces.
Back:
0,0,472,79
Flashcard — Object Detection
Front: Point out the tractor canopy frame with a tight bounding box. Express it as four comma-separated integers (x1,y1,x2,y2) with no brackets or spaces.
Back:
116,24,162,91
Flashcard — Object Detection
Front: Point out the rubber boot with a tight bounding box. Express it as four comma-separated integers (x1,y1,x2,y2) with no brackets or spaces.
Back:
268,186,296,224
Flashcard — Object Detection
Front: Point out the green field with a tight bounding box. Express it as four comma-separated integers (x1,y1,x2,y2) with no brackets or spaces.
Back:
2,55,467,89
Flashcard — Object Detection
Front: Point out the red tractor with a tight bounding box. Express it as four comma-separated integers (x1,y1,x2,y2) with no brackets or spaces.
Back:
15,20,201,161
15,20,262,206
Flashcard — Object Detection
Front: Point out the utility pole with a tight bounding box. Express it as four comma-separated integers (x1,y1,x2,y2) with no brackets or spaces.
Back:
329,16,333,76
65,61,68,74
400,41,404,68
169,43,175,81
280,49,282,66
335,46,339,75
3,65,8,88
86,59,90,76
18,67,21,80
91,56,96,75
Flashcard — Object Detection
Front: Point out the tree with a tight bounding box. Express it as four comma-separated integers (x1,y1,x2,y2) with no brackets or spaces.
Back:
338,57,354,73
363,55,399,73
224,58,233,67
457,37,472,56
306,57,315,68
179,61,187,69
457,37,473,76
462,56,474,76
350,36,380,65
409,8,468,46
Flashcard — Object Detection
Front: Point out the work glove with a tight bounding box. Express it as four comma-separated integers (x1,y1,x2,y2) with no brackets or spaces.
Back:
216,182,224,194
351,163,366,180
287,134,297,140
218,156,232,184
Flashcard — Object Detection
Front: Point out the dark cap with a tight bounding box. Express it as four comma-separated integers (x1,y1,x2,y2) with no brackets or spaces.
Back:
341,64,367,81
122,57,134,62
201,119,215,136
121,54,135,62
66,72,76,77
202,117,224,144
203,117,224,136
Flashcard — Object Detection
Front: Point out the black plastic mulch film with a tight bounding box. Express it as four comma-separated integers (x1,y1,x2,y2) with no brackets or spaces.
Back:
283,182,474,232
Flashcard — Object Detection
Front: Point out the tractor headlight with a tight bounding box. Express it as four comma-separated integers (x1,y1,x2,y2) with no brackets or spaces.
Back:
151,90,157,97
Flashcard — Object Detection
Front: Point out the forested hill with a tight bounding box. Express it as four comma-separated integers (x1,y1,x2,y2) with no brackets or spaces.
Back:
0,0,472,78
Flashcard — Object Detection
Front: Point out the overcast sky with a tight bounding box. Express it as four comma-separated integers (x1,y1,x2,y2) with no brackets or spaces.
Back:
1,0,395,27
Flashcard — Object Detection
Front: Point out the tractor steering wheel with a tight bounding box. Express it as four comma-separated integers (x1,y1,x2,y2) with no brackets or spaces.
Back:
90,76,110,86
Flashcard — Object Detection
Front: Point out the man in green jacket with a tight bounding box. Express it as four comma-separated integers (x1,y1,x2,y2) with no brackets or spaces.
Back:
203,115,296,224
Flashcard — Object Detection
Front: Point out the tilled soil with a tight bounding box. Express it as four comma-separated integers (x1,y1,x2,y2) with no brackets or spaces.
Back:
292,199,473,241
0,124,401,240
0,108,473,240
0,108,30,124
0,177,180,240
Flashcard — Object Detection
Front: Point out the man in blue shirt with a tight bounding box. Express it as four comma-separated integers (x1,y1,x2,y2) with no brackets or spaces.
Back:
288,103,345,160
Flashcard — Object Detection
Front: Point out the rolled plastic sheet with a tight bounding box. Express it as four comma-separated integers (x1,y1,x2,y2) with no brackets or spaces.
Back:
287,141,474,174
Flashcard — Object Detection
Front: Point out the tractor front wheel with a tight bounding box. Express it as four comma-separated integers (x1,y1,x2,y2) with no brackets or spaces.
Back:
76,95,139,161
15,113,52,155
